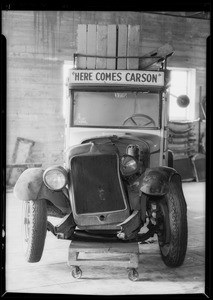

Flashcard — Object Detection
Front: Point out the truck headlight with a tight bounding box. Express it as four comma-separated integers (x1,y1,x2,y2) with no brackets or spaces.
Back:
43,166,68,191
120,155,139,176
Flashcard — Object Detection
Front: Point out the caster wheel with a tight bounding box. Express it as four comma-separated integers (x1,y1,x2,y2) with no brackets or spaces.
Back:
71,266,82,279
128,268,139,281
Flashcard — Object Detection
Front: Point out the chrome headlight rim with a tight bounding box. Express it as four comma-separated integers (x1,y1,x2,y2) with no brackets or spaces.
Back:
120,154,139,176
43,166,68,191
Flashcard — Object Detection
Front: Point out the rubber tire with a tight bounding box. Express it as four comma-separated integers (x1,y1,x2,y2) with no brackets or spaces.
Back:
71,267,82,279
157,175,188,267
128,268,139,281
23,199,47,262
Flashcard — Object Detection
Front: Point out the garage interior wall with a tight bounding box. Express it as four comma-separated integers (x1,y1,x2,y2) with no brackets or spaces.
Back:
2,11,210,168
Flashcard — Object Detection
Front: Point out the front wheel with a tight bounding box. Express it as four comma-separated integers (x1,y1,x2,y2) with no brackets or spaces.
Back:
156,175,188,267
22,199,47,262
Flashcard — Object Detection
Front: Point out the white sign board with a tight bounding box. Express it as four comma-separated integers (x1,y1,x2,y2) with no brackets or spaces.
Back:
69,70,164,87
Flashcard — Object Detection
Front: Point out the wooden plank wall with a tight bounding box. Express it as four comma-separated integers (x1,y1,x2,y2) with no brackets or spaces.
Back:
2,11,210,167
6,56,64,168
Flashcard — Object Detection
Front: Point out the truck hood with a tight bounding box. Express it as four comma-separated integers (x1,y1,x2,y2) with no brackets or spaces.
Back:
66,128,161,155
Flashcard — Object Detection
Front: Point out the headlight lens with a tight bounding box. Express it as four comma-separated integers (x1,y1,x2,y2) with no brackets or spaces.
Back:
43,166,68,191
120,155,138,176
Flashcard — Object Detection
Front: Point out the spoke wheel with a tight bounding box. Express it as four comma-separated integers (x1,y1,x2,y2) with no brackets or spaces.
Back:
22,200,47,262
156,199,171,256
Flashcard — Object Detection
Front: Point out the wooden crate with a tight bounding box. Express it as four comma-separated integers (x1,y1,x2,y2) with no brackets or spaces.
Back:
76,24,140,70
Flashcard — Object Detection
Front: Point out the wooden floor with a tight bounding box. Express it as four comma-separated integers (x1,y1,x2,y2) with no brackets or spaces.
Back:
5,182,205,295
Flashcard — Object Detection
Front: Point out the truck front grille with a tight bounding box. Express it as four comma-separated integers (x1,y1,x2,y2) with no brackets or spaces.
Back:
70,153,126,214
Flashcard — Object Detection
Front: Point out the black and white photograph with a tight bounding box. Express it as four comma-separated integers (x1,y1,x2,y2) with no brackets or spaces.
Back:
1,6,211,297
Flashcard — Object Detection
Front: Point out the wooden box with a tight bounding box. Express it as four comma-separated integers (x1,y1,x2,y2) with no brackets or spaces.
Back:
76,24,140,70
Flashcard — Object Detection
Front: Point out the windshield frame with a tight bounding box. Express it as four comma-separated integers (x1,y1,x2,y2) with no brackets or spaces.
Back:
69,87,163,130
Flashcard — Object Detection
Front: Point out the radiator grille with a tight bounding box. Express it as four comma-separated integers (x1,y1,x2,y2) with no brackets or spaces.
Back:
70,154,126,214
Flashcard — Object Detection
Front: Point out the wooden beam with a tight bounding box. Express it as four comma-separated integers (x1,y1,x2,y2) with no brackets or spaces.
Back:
139,43,174,70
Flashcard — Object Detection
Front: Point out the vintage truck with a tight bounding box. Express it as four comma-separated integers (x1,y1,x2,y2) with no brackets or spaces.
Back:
14,44,188,281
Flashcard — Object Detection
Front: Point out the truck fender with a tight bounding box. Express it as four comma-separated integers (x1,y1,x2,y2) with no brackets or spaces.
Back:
14,168,44,201
14,168,71,215
140,166,180,196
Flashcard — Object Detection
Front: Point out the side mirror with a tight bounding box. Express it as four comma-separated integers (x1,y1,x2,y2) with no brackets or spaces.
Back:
176,95,190,108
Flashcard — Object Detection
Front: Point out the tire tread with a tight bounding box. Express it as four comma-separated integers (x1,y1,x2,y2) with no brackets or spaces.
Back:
159,175,188,267
25,200,47,263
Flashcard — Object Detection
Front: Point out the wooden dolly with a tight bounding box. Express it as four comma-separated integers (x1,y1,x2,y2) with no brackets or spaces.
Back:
67,240,139,281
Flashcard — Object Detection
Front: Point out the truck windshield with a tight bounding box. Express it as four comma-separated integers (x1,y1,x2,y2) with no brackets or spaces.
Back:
72,91,160,128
